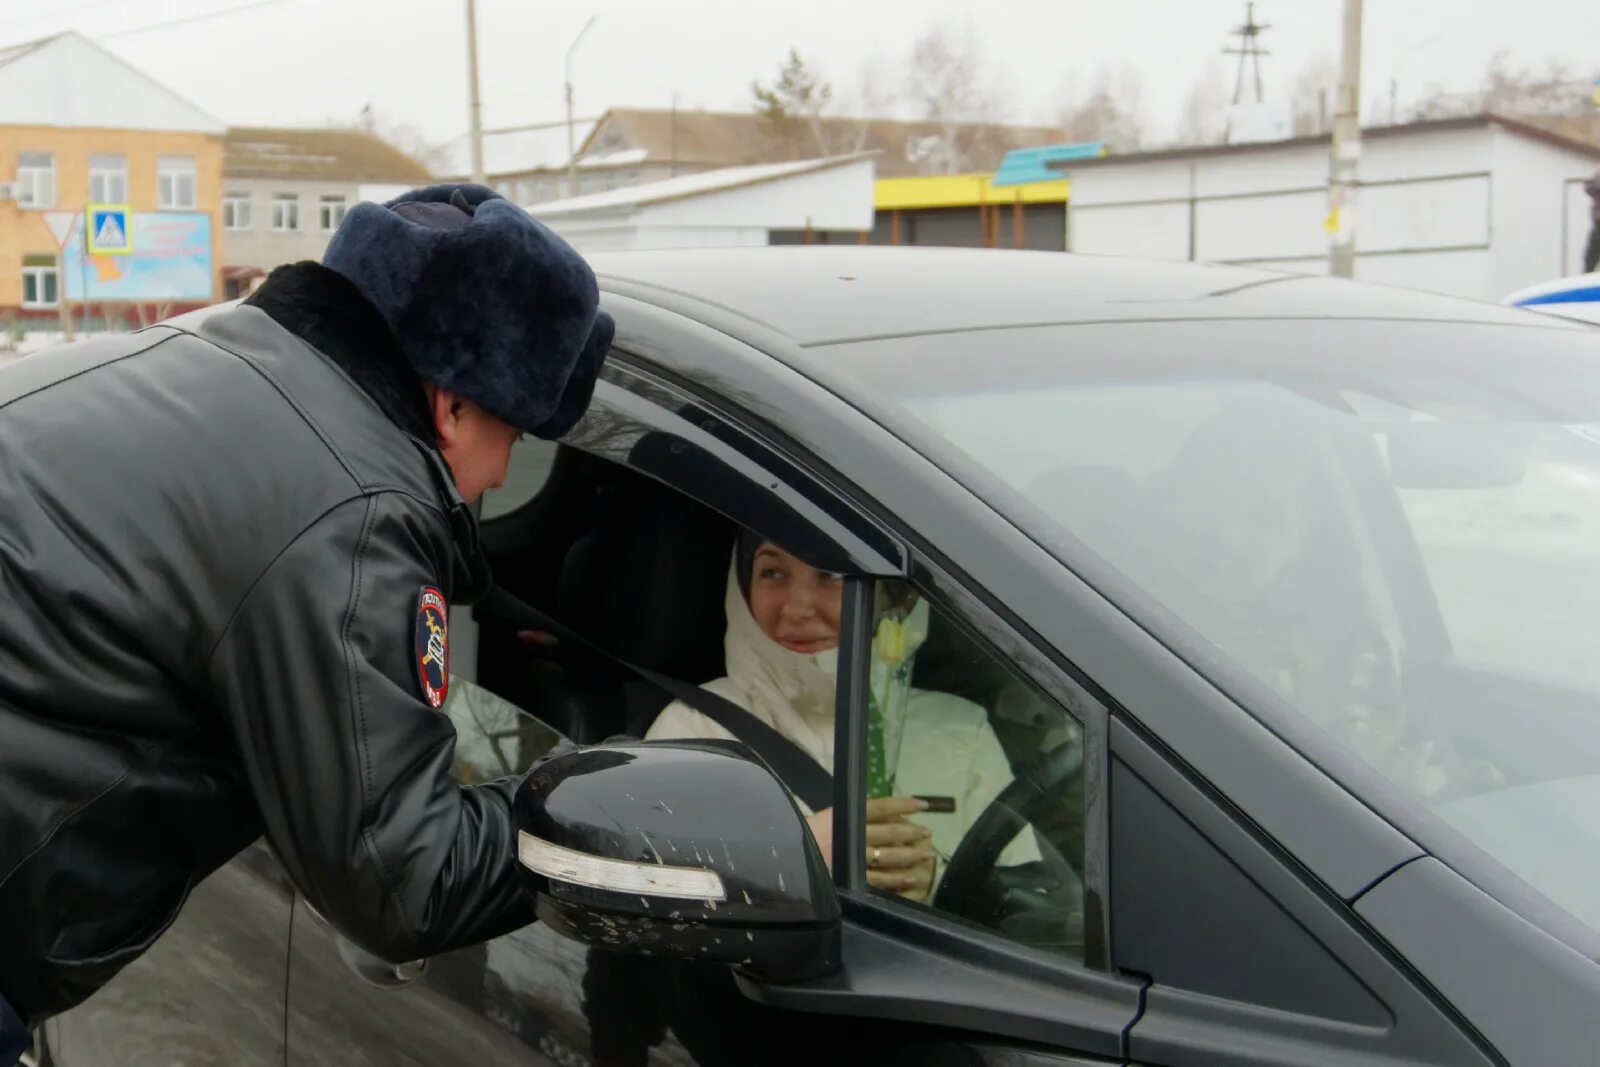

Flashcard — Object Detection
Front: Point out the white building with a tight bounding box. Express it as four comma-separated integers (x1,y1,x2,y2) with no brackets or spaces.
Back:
1056,114,1600,302
220,127,433,298
525,154,875,254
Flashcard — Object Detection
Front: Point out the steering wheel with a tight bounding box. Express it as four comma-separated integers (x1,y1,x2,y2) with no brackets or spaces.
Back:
932,737,1087,941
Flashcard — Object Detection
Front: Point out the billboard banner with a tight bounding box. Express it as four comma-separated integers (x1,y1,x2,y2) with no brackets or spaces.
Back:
63,211,214,301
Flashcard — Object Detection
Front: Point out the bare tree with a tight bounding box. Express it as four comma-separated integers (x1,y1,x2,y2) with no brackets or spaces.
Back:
827,58,898,155
1285,54,1337,135
1412,50,1590,122
352,103,450,176
1174,59,1231,146
752,49,834,160
1057,63,1147,151
905,20,997,173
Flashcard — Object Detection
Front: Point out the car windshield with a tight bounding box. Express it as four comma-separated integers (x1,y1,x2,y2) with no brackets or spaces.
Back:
825,317,1600,937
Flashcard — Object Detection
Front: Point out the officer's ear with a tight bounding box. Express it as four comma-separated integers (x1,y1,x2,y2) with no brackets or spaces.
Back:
424,384,468,449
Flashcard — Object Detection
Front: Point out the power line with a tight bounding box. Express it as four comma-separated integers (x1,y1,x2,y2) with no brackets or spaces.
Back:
481,115,602,137
0,0,130,33
97,0,288,41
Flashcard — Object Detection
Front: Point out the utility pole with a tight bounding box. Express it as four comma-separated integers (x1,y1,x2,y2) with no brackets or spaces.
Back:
1328,0,1363,278
565,16,598,198
670,91,680,178
1224,2,1271,106
464,0,485,184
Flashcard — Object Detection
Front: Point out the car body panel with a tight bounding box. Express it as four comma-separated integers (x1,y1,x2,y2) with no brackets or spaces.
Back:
46,842,290,1066
589,247,1564,348
1356,857,1600,1064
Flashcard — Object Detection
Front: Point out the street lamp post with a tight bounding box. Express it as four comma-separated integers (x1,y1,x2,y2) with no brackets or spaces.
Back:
565,16,598,198
464,0,485,185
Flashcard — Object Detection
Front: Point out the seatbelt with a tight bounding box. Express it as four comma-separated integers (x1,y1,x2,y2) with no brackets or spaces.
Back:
479,587,836,813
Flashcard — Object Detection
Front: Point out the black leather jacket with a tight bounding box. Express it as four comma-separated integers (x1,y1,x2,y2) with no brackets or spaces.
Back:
0,264,535,1023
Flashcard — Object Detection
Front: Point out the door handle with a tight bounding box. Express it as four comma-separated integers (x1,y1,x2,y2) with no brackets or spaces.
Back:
301,898,430,990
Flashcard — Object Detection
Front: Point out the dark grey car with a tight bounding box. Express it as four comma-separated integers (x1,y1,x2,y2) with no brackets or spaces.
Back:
33,248,1600,1066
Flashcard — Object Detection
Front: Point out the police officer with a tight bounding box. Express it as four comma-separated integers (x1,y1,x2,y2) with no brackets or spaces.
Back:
0,183,613,1063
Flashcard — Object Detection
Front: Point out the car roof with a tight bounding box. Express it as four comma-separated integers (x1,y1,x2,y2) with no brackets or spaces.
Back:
586,246,1573,348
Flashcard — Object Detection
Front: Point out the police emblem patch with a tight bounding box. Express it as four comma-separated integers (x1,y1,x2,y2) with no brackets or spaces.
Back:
414,586,449,709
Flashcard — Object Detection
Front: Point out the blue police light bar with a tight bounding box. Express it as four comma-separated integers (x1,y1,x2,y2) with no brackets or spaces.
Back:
991,142,1108,186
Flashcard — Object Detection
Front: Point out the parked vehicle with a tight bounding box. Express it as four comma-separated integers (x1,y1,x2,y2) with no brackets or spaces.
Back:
39,248,1600,1066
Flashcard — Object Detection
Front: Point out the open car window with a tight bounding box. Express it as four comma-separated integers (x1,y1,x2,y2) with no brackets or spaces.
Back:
441,677,563,785
480,437,559,521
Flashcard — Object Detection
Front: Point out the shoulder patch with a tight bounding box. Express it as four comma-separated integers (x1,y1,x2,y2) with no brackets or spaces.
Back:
415,586,449,709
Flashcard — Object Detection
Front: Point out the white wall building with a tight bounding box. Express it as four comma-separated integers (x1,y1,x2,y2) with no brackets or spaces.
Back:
1057,115,1600,302
220,128,433,298
524,155,874,254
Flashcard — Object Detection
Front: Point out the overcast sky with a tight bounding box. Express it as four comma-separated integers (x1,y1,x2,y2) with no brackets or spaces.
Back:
7,0,1600,156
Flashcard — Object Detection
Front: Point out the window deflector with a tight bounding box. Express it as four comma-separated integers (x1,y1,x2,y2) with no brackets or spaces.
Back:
561,359,906,579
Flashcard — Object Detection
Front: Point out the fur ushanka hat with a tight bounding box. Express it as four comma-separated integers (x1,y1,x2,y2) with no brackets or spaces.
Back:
323,183,614,439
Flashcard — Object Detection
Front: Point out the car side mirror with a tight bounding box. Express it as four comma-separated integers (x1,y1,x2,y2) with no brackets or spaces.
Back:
514,738,841,983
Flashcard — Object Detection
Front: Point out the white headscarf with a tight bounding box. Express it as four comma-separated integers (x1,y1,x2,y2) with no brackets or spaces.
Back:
717,557,839,768
716,553,935,775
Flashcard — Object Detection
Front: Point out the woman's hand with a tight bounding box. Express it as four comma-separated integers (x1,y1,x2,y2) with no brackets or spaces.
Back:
865,796,935,900
804,808,835,867
804,798,936,900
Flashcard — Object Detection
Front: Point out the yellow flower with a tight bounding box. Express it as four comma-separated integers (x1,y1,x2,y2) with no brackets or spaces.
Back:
874,616,908,666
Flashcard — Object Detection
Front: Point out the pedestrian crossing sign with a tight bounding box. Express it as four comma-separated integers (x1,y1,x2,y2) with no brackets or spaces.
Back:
85,203,132,255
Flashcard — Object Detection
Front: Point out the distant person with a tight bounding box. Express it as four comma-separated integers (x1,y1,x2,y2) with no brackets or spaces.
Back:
1584,168,1600,273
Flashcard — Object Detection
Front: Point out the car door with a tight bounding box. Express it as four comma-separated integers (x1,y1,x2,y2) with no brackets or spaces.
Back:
735,562,1143,1065
529,358,1143,1063
44,840,292,1067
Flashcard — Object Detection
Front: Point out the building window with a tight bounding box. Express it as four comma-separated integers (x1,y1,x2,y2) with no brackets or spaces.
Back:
157,155,197,209
88,154,127,203
318,195,347,231
515,177,552,203
271,195,299,231
15,152,54,209
21,255,59,308
222,193,252,230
